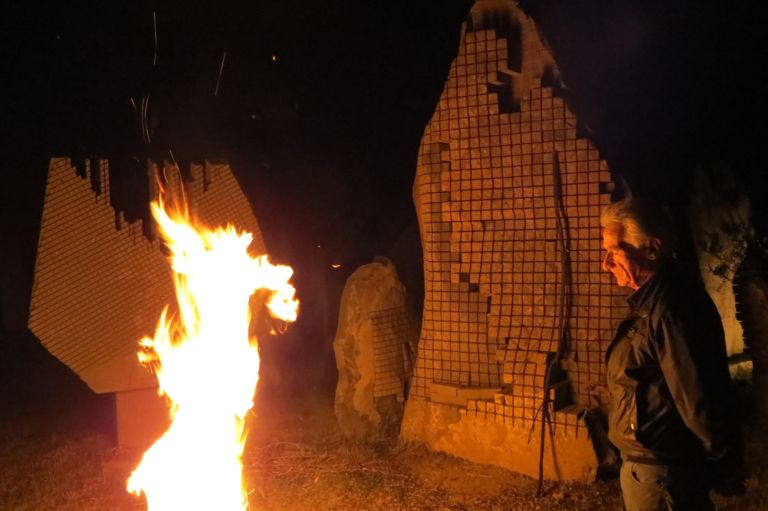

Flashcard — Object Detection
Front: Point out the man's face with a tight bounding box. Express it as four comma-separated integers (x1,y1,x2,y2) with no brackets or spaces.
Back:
601,222,655,290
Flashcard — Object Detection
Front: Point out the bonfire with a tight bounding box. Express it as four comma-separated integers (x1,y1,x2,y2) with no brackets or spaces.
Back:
126,195,299,510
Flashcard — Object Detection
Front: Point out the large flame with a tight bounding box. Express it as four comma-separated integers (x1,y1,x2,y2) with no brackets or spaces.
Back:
127,197,298,510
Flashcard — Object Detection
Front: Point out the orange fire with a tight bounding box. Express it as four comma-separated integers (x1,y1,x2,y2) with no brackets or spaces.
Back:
127,196,298,510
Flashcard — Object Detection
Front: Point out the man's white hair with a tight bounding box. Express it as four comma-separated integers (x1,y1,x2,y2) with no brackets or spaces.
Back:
600,198,677,257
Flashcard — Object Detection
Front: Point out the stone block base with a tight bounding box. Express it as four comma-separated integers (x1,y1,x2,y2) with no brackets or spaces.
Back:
401,396,597,482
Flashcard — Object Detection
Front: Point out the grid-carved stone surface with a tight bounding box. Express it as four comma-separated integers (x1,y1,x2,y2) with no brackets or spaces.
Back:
28,158,265,393
370,306,420,399
402,1,628,479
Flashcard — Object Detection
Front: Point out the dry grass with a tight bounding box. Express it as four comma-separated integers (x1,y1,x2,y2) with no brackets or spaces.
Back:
1,394,766,511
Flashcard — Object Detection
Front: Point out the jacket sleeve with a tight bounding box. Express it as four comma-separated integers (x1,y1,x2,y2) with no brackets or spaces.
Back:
653,309,734,462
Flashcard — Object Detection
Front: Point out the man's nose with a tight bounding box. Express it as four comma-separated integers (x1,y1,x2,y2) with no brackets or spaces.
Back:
602,252,612,271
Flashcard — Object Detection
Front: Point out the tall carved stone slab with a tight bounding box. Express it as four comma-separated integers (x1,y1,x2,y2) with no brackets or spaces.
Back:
28,158,265,448
402,0,627,481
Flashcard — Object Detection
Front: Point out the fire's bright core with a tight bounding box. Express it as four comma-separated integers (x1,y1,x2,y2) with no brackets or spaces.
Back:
127,197,299,510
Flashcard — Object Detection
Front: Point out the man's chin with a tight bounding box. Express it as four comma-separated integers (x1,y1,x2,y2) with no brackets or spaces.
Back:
612,273,630,288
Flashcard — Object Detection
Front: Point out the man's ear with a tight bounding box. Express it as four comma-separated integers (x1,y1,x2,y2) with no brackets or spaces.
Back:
646,238,662,260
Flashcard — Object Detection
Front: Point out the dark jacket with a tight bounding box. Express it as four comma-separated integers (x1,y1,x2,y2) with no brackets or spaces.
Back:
606,262,741,475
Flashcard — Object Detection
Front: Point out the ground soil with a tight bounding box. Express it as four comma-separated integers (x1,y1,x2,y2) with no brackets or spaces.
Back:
1,388,767,511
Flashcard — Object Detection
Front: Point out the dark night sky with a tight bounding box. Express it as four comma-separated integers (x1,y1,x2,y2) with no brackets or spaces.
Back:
1,1,766,402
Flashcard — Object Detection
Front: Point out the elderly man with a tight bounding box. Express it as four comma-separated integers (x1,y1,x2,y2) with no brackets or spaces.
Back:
600,198,742,511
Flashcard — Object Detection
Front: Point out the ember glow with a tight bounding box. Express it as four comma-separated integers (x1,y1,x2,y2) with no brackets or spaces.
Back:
127,197,298,510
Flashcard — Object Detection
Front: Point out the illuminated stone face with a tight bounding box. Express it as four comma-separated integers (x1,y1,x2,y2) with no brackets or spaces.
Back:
402,0,627,481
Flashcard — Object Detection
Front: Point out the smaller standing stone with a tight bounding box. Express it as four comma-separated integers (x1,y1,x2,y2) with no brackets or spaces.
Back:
333,257,416,439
